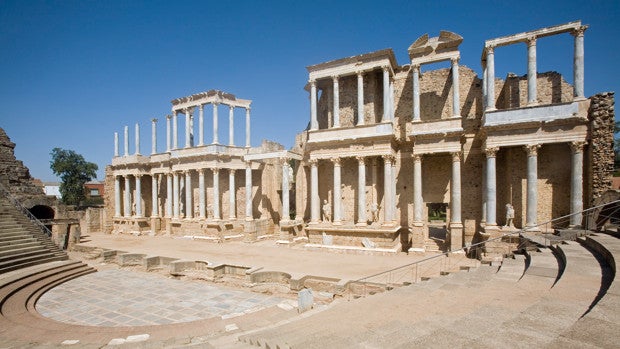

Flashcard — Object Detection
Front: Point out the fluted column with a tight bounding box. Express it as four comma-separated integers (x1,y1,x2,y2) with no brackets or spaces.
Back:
212,103,219,144
570,141,585,226
412,64,420,122
486,46,496,111
413,154,423,224
245,162,253,220
383,155,393,224
213,168,220,220
185,109,191,148
527,37,537,105
173,171,180,219
332,76,340,128
172,111,178,150
310,80,318,130
165,173,172,217
356,156,366,225
198,169,205,219
357,72,365,126
281,160,290,222
525,144,541,228
485,147,499,226
229,169,236,219
151,119,157,154
245,107,251,148
572,26,586,99
310,159,319,224
332,158,342,224
114,176,121,217
185,170,192,219
151,174,158,217
123,126,129,156
451,152,462,224
134,175,142,218
451,58,460,117
382,66,390,122
229,106,235,146
135,123,140,155
166,114,172,152
114,132,119,157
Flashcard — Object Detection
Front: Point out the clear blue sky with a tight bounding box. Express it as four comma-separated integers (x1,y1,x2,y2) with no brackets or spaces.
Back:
1,0,618,182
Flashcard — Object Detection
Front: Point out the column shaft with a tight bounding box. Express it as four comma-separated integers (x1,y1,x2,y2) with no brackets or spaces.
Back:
413,155,423,223
173,172,180,219
135,175,142,217
198,169,206,219
451,153,462,224
570,142,585,226
282,162,289,221
198,105,204,146
173,111,178,149
383,156,393,223
151,175,158,217
185,171,193,219
245,163,253,220
357,73,364,126
357,157,366,224
213,169,220,220
151,119,157,154
310,81,318,130
123,126,129,156
114,132,119,157
485,148,498,226
310,160,319,223
382,67,390,122
573,27,585,99
213,104,219,144
333,158,341,223
135,123,140,155
166,174,172,217
332,77,340,128
525,145,540,228
486,47,496,111
185,112,191,148
412,65,420,121
229,170,236,219
527,37,537,105
451,58,460,116
124,176,131,218
166,115,171,152
245,108,251,147
114,176,121,217
229,106,235,146
482,65,487,110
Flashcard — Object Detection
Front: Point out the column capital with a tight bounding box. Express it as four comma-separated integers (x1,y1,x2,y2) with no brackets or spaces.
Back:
571,26,587,37
197,168,205,174
308,158,318,166
229,105,234,111
331,75,339,83
356,156,366,165
381,65,390,73
229,168,236,175
279,157,289,166
245,106,251,111
331,157,341,166
450,57,460,65
213,102,220,106
185,107,193,115
166,114,172,120
382,154,395,164
309,79,316,86
212,167,220,174
412,153,422,162
526,36,537,47
198,104,204,111
182,169,191,174
570,141,586,153
411,64,420,72
173,110,178,116
484,147,499,158
524,144,541,157
486,45,495,54
151,118,158,123
451,151,462,162
135,173,143,178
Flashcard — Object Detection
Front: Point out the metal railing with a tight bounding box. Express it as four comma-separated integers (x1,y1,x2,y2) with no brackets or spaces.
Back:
349,199,620,298
0,182,53,237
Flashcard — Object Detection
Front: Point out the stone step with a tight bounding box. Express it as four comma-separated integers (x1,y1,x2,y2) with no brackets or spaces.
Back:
0,253,67,274
0,247,50,263
0,232,30,239
0,236,37,245
0,241,40,252
0,245,47,259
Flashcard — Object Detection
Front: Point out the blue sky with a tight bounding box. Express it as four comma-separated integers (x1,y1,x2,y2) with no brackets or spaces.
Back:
1,0,618,181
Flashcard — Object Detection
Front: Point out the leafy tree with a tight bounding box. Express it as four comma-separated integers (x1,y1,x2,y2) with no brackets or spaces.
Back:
50,148,98,205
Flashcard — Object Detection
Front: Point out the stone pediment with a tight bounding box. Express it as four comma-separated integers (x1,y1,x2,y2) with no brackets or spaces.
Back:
408,31,463,62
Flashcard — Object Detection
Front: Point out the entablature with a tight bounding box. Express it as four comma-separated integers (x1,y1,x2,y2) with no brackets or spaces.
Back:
482,100,589,128
307,49,397,82
308,122,394,145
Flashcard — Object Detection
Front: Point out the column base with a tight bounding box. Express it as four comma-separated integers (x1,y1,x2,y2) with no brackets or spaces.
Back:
355,221,367,227
523,225,541,232
308,220,319,225
245,217,254,222
448,222,464,251
332,221,343,226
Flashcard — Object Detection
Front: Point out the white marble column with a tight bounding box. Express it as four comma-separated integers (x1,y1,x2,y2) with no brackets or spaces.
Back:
357,72,365,126
383,155,393,224
356,156,366,225
114,132,119,157
451,152,462,224
486,46,496,111
572,26,586,99
123,175,131,218
166,114,172,152
198,105,204,146
310,159,319,224
392,158,397,222
123,126,129,156
413,154,423,224
412,64,421,122
198,169,205,219
185,170,193,219
332,158,342,224
570,141,585,226
151,119,157,155
482,65,488,110
229,169,236,219
481,160,487,224
310,80,318,130
151,174,158,217
332,76,340,128
135,123,140,155
173,171,180,219
451,58,460,117
245,162,253,220
185,109,191,148
281,160,290,222
245,107,251,148
114,176,121,217
212,103,219,144
382,66,390,122
525,144,541,228
527,37,537,105
229,106,235,146
213,168,220,220
134,175,142,218
172,111,178,150
166,173,172,218
485,147,499,226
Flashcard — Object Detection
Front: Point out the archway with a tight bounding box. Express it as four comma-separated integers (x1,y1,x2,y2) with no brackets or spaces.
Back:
28,205,55,231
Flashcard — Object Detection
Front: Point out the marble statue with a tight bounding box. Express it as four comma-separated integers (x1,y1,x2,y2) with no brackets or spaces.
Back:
322,199,331,222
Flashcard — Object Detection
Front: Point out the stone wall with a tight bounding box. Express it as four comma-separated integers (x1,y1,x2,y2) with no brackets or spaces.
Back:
496,72,574,109
587,92,615,204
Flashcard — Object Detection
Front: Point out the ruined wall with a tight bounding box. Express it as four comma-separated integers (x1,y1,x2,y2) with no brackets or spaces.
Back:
587,92,615,204
496,72,574,109
103,166,115,233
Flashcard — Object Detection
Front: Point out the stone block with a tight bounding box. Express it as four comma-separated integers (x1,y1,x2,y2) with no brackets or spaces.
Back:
297,288,314,313
322,232,333,245
361,237,376,248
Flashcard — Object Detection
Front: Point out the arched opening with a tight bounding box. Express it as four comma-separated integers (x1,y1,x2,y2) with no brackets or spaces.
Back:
28,205,55,231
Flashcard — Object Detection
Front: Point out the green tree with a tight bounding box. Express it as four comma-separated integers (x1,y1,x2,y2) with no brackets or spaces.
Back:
50,148,98,205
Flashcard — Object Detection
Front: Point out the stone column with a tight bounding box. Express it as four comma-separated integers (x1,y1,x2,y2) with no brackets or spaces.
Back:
198,169,205,219
229,169,236,219
197,104,204,146
412,64,420,122
135,123,140,155
332,158,342,224
166,173,172,218
185,109,191,148
245,107,251,148
173,172,180,219
570,141,585,227
245,162,253,220
413,154,423,224
527,37,537,105
383,155,393,224
166,114,172,152
151,118,157,154
212,103,219,144
485,147,499,226
486,46,496,111
123,126,129,156
392,158,397,223
151,174,158,217
185,170,193,219
114,132,119,157
310,80,318,130
229,106,235,146
332,76,340,128
114,176,121,217
213,168,220,220
173,111,178,150
482,64,487,110
134,175,142,217
356,156,366,225
382,66,390,122
281,160,290,222
310,159,319,224
357,72,365,126
451,58,460,117
123,175,131,218
450,152,462,224
481,160,487,224
572,26,586,99
525,144,541,229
